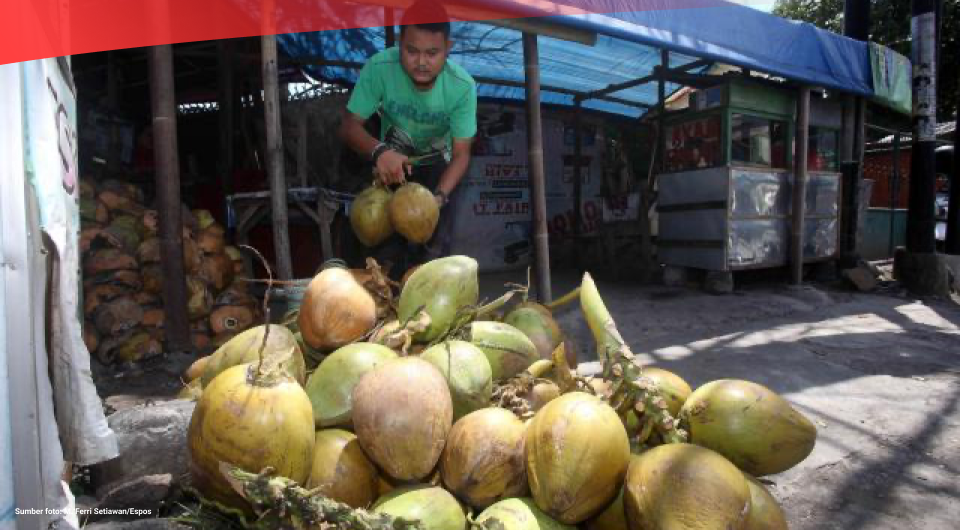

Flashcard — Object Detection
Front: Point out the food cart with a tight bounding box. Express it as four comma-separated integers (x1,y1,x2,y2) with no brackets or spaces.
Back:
657,77,843,272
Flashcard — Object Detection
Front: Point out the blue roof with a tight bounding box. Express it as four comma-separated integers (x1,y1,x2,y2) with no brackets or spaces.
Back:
278,1,877,118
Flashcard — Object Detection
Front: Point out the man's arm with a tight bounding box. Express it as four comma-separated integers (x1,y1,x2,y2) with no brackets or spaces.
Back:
436,137,473,202
339,110,410,184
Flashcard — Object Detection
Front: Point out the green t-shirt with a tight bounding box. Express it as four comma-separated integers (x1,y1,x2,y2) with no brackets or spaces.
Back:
346,47,477,164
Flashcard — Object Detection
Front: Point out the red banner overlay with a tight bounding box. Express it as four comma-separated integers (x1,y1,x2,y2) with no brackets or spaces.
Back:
1,0,754,66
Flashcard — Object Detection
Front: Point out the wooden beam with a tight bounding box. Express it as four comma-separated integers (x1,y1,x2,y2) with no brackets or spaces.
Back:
148,44,191,352
523,33,552,303
217,40,236,197
262,34,294,280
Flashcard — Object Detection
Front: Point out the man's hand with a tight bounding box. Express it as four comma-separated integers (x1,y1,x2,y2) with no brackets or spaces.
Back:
376,150,411,185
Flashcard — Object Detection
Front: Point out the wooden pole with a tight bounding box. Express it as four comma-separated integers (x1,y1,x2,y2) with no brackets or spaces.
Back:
217,40,236,197
791,87,811,285
906,0,938,253
385,8,396,48
297,111,308,187
262,34,294,280
148,44,191,352
573,101,583,239
523,33,552,303
946,112,960,254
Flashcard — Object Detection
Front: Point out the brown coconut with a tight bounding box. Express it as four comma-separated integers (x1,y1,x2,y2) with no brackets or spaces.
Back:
199,252,235,293
352,357,453,482
93,297,143,336
297,267,377,351
388,182,439,244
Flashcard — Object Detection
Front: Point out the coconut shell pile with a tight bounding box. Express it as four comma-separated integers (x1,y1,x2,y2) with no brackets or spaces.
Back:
79,179,259,364
183,255,815,530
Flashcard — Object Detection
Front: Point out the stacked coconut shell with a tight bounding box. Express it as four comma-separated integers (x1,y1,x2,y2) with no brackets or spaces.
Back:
79,179,259,365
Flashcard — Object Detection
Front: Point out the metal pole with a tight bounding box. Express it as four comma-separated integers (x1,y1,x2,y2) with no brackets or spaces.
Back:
262,34,294,280
217,40,235,198
791,87,811,285
890,133,901,256
522,33,552,303
573,101,583,239
906,0,938,253
148,45,191,352
946,111,960,253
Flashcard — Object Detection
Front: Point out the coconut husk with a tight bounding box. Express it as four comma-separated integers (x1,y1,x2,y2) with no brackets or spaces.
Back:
85,269,143,292
80,226,104,254
142,265,163,295
138,237,161,263
107,330,162,364
209,304,257,336
223,245,247,277
191,332,212,351
198,252,235,293
141,209,159,236
93,296,143,336
97,215,142,253
142,306,165,329
191,319,212,334
214,285,257,308
79,180,96,200
133,292,160,306
100,179,144,203
80,198,109,224
211,331,238,348
97,189,142,216
83,324,99,353
84,248,137,276
187,276,213,320
184,236,202,274
83,284,132,317
197,225,226,254
193,209,216,231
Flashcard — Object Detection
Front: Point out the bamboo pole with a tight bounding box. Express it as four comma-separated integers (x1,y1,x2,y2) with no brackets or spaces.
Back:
148,44,191,351
523,33,552,303
261,34,294,280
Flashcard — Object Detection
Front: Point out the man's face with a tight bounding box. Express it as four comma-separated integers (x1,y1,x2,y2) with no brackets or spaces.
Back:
400,25,450,89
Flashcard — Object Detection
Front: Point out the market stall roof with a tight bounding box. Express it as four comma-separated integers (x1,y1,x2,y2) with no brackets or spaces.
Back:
278,0,875,117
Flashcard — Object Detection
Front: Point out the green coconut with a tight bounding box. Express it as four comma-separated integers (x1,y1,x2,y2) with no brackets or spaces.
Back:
642,366,693,417
475,497,574,530
680,379,817,476
526,392,630,524
467,321,540,381
352,357,453,481
503,303,563,360
307,429,380,509
350,185,394,247
304,342,397,427
373,486,466,530
397,255,479,343
624,443,750,530
421,341,493,421
200,325,306,387
440,408,528,509
744,475,788,530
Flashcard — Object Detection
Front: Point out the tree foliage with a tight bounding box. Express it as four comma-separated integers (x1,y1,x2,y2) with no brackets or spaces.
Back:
773,0,958,121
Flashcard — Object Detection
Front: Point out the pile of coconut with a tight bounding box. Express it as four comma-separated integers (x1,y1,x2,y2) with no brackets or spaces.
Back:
181,252,814,530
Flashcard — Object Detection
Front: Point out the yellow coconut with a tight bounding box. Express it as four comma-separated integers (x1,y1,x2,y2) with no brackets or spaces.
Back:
744,475,788,530
352,357,453,481
187,363,315,509
441,408,528,509
680,379,817,476
526,392,630,524
350,185,394,247
200,325,307,387
624,443,750,530
297,267,377,351
641,366,692,417
307,429,379,509
388,182,439,244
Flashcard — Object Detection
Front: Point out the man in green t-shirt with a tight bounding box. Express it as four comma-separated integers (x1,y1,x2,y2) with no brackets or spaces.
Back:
339,0,476,274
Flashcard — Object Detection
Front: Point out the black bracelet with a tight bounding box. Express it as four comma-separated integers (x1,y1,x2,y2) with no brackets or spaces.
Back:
371,143,391,165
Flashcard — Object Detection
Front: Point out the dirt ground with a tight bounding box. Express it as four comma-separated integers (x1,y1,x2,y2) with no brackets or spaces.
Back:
92,269,960,530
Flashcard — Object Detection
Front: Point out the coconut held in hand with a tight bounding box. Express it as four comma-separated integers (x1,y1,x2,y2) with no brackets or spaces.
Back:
350,185,394,247
389,182,439,244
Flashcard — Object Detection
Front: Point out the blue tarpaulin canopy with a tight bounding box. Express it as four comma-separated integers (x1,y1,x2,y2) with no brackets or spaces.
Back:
278,0,880,118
